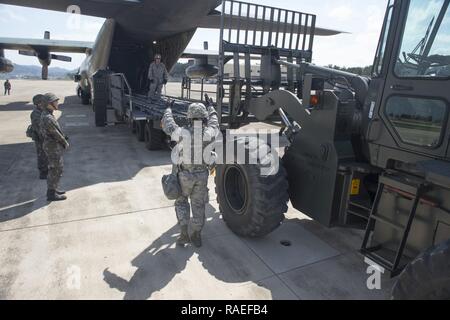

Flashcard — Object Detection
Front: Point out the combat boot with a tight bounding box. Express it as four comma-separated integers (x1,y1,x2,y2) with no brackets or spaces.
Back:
47,189,67,202
190,230,202,248
56,190,66,195
177,225,190,247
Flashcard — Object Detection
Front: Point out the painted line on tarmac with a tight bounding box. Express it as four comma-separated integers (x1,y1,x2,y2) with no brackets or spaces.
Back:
0,205,175,234
65,115,88,118
64,122,90,127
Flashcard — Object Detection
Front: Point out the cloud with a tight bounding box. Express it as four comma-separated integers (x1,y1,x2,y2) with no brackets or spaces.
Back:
328,5,353,20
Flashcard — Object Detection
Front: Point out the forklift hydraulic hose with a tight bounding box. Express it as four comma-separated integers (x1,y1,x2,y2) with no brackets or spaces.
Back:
275,60,369,106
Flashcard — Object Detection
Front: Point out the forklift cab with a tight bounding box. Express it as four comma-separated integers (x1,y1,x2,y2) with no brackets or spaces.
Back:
367,0,450,165
361,0,450,276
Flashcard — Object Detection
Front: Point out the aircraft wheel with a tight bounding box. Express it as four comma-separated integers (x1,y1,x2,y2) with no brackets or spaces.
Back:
114,110,125,122
81,90,90,105
130,120,137,134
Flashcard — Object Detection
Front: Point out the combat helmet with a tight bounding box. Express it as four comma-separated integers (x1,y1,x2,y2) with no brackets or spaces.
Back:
32,94,46,106
44,93,59,104
187,103,208,120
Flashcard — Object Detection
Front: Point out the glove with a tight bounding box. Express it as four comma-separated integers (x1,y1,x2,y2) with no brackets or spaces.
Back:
208,105,217,114
65,135,70,141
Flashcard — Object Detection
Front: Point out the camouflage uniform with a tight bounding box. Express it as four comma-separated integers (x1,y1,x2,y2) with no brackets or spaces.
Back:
31,99,48,177
40,109,69,191
148,60,169,99
162,104,219,233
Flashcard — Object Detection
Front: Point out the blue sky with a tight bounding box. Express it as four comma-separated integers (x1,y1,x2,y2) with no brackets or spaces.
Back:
0,0,388,69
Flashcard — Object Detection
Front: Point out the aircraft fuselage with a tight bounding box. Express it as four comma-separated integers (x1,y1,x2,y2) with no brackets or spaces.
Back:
75,0,221,100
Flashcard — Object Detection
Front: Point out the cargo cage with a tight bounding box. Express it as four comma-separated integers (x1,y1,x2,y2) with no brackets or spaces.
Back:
216,0,317,128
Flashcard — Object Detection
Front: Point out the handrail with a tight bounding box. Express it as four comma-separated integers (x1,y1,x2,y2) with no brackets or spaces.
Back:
111,73,133,116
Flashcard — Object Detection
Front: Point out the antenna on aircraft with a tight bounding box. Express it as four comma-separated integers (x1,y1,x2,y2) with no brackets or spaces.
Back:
44,31,50,40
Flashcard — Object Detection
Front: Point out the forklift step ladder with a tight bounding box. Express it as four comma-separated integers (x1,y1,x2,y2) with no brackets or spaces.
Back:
361,172,429,276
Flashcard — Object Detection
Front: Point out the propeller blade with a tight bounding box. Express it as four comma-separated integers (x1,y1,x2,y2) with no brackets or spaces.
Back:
42,65,48,80
51,54,72,62
18,50,37,57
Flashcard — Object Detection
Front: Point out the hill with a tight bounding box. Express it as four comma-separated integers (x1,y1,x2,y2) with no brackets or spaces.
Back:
0,64,74,80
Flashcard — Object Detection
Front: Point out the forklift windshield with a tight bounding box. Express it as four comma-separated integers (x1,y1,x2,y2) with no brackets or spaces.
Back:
396,0,450,78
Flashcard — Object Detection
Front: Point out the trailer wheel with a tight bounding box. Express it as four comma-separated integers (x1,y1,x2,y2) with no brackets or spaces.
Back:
391,239,450,300
215,137,288,238
144,121,165,150
135,121,145,142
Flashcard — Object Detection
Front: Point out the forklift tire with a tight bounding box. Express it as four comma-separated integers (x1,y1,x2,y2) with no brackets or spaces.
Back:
215,137,289,238
135,121,145,142
391,239,450,300
144,121,165,151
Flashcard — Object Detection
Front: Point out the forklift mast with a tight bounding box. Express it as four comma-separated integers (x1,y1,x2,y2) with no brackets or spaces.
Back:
216,0,317,129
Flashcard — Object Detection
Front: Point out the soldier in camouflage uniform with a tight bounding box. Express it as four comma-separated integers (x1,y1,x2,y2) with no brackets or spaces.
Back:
40,93,69,202
162,102,219,247
31,94,49,179
148,54,169,100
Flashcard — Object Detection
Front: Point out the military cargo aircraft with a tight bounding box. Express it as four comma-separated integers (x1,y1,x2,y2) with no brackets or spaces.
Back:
0,0,342,104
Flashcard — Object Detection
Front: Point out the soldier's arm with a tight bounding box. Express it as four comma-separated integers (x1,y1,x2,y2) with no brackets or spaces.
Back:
47,117,69,148
31,112,39,129
161,108,181,142
204,106,220,141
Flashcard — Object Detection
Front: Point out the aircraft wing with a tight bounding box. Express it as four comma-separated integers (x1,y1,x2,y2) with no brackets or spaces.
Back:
0,37,94,53
198,11,345,37
181,48,221,58
0,0,138,19
181,49,233,64
0,0,344,36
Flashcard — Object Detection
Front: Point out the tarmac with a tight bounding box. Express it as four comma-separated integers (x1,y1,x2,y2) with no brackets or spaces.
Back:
0,80,394,300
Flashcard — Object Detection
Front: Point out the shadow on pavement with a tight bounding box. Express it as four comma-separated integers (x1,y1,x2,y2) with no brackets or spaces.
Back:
0,98,172,224
0,101,33,112
103,204,288,300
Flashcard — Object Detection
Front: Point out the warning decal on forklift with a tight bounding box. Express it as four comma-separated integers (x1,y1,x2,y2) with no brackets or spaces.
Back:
351,179,361,196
